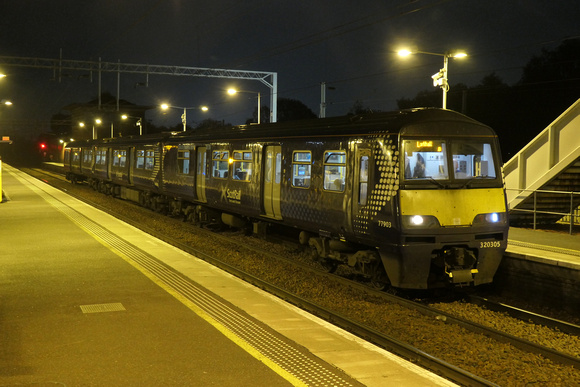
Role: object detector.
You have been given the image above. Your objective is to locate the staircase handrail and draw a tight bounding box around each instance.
[503,98,580,206]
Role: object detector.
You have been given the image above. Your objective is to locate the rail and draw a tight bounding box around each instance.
[506,187,580,234]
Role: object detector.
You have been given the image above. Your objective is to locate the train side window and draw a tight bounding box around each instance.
[232,151,252,181]
[145,150,155,170]
[292,151,311,188]
[136,150,145,169]
[178,150,191,175]
[359,155,368,205]
[323,150,346,192]
[212,150,229,178]
[72,149,80,163]
[113,150,127,167]
[95,148,107,166]
[119,150,127,167]
[83,149,93,164]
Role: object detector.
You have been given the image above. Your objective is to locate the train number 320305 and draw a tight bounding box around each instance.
[480,241,502,248]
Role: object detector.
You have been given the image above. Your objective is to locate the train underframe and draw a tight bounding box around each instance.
[77,178,503,290]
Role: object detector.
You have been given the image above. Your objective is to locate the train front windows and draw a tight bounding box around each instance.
[292,151,311,188]
[212,150,229,178]
[451,141,497,180]
[233,151,252,181]
[403,140,448,181]
[323,151,346,192]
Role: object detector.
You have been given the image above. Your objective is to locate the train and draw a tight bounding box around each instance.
[64,108,509,289]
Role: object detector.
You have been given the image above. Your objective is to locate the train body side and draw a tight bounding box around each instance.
[63,109,508,289]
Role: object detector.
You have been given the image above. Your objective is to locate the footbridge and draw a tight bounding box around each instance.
[503,98,580,231]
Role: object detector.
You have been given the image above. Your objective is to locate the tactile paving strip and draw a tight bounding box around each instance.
[14,169,358,387]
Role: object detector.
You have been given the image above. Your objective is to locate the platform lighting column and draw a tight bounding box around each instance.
[227,88,261,124]
[161,104,209,131]
[397,49,467,109]
[121,115,143,135]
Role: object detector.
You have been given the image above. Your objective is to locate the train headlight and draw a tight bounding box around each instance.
[402,215,440,228]
[410,215,424,225]
[473,212,506,225]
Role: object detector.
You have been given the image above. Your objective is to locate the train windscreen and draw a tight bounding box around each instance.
[403,138,498,184]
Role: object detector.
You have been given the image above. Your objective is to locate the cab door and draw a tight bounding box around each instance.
[263,145,282,219]
[352,147,372,237]
[195,146,207,203]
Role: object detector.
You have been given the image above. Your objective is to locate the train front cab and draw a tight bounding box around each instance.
[381,122,509,289]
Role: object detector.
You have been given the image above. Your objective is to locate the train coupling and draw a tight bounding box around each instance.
[442,247,479,284]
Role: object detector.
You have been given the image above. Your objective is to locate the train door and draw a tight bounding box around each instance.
[195,146,207,203]
[352,147,372,236]
[263,145,282,219]
[128,147,135,185]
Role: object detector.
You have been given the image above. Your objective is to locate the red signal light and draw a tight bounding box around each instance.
[40,143,47,149]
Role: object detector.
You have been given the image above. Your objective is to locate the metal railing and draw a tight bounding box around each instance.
[507,188,580,234]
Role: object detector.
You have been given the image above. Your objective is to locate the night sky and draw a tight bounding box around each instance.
[0,0,578,132]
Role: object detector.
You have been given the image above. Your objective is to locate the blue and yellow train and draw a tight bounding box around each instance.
[64,108,508,289]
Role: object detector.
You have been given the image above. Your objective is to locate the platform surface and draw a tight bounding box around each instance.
[0,165,456,386]
[507,227,580,270]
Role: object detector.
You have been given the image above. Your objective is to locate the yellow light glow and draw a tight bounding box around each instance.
[161,104,169,110]
[416,140,433,148]
[398,49,413,57]
[227,88,237,95]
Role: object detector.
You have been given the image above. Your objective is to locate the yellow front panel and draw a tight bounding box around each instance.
[400,188,506,226]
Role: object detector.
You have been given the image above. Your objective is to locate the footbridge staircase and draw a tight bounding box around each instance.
[503,98,580,230]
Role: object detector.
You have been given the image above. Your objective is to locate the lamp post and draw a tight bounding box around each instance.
[227,88,262,124]
[398,49,467,109]
[161,104,209,131]
[121,114,143,135]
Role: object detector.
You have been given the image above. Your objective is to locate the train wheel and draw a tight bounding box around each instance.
[368,262,389,290]
[310,247,338,273]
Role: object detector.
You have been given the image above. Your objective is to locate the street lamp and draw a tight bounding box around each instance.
[227,88,262,124]
[121,114,143,135]
[161,104,209,131]
[398,49,467,109]
[79,120,99,140]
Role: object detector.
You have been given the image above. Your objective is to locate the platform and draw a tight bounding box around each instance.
[507,227,580,270]
[0,164,456,386]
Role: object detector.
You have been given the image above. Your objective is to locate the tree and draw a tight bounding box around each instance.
[348,100,376,115]
[276,98,316,122]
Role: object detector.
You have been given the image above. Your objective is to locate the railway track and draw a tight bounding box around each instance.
[464,294,580,337]
[25,166,580,385]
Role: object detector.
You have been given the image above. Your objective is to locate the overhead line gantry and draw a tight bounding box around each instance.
[0,55,278,122]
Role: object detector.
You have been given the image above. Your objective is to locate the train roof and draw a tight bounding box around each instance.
[66,108,496,148]
[172,108,496,142]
